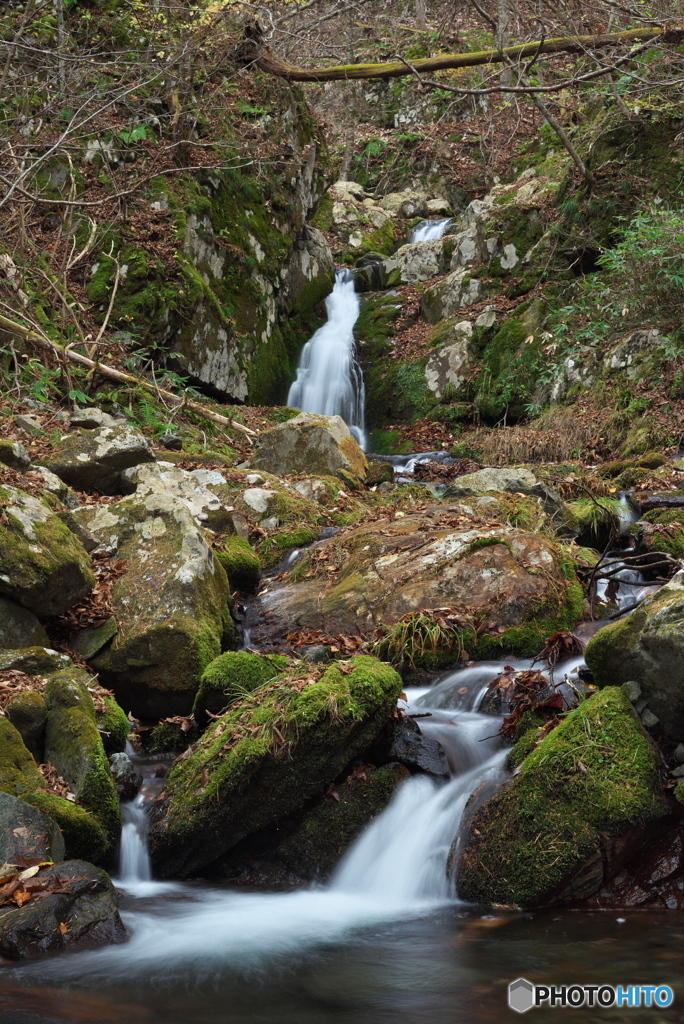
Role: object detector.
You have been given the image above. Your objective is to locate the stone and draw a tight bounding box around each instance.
[159,433,183,451]
[249,412,368,484]
[671,765,684,778]
[640,708,659,729]
[675,743,684,764]
[622,680,642,703]
[0,440,30,471]
[585,572,684,741]
[149,655,404,877]
[0,598,50,650]
[43,424,156,495]
[6,691,48,760]
[109,752,142,800]
[332,180,366,201]
[120,462,237,533]
[421,268,482,323]
[14,415,43,436]
[372,716,450,780]
[603,329,664,376]
[32,467,80,510]
[426,198,452,215]
[379,190,429,218]
[0,860,126,958]
[69,407,120,429]
[281,224,334,310]
[70,616,118,660]
[192,650,288,727]
[442,467,563,520]
[382,238,452,285]
[0,485,95,617]
[0,647,71,675]
[455,687,669,907]
[75,492,232,718]
[0,791,64,867]
[425,327,476,399]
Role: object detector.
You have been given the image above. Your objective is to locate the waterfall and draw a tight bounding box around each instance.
[118,793,152,885]
[287,269,366,448]
[409,217,453,243]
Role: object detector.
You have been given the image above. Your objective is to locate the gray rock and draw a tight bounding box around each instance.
[0,439,30,471]
[15,414,43,436]
[640,708,659,729]
[0,791,64,867]
[0,860,126,958]
[623,680,642,703]
[159,434,183,451]
[385,716,450,780]
[0,647,71,674]
[675,743,684,764]
[249,412,368,483]
[421,267,482,323]
[32,466,80,510]
[0,598,50,651]
[43,424,156,495]
[442,466,564,520]
[69,407,120,429]
[379,190,429,218]
[671,764,684,778]
[70,616,118,660]
[120,462,236,533]
[425,325,476,399]
[109,752,142,800]
[57,508,100,551]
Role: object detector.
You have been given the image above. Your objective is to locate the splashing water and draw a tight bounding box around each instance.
[287,269,366,448]
[408,218,453,243]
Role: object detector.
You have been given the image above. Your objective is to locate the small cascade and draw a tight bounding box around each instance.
[409,217,453,243]
[287,269,366,448]
[115,743,177,896]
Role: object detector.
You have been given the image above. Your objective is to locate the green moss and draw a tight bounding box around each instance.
[0,717,44,796]
[457,687,667,906]
[96,694,130,754]
[565,496,623,546]
[216,536,262,593]
[507,711,545,770]
[28,792,110,864]
[192,651,288,725]
[472,317,543,422]
[149,655,404,876]
[639,509,684,559]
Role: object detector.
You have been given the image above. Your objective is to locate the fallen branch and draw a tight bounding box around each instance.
[0,312,258,441]
[241,24,675,82]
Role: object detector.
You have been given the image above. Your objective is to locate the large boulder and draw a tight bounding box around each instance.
[442,466,564,520]
[74,492,232,718]
[455,687,670,907]
[379,190,429,218]
[255,512,581,655]
[192,650,288,726]
[149,655,403,877]
[585,571,684,741]
[6,690,48,760]
[382,238,453,285]
[0,791,64,866]
[0,860,125,958]
[421,268,482,323]
[42,423,155,494]
[0,485,94,617]
[0,597,49,650]
[249,412,368,485]
[120,461,238,533]
[424,322,477,399]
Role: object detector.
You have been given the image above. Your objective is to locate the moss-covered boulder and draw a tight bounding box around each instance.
[456,688,669,907]
[0,597,49,650]
[43,670,122,853]
[6,691,48,760]
[149,655,404,877]
[256,512,582,656]
[192,651,288,726]
[266,762,409,882]
[74,492,232,718]
[636,508,684,560]
[96,694,130,754]
[42,423,155,495]
[216,536,262,593]
[585,570,684,740]
[249,412,368,485]
[0,485,94,618]
[0,717,110,864]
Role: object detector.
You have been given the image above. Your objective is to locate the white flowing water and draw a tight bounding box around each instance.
[409,217,453,242]
[287,269,366,448]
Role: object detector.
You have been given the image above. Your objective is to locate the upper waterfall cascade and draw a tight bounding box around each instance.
[287,269,366,448]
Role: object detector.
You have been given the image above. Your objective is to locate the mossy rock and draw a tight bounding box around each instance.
[96,694,130,755]
[637,509,684,560]
[149,655,404,877]
[192,651,288,726]
[456,687,668,907]
[5,691,48,761]
[43,671,122,853]
[216,536,261,593]
[0,485,95,618]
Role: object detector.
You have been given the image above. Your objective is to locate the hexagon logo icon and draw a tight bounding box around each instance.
[509,978,535,1013]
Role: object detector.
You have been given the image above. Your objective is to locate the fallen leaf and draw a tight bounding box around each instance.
[59,922,69,935]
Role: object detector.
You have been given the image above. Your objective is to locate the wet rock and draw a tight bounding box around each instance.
[0,598,50,651]
[109,752,142,800]
[585,570,684,741]
[456,687,669,907]
[0,791,64,866]
[371,716,450,780]
[149,655,403,877]
[43,424,156,495]
[75,492,232,718]
[0,440,30,471]
[6,691,48,760]
[0,485,95,617]
[0,860,126,958]
[249,412,368,485]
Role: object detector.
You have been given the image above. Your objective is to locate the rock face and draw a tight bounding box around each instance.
[121,461,238,533]
[6,690,48,760]
[585,571,684,741]
[424,322,476,399]
[456,687,670,907]
[75,492,232,718]
[249,412,368,484]
[0,597,50,650]
[149,655,403,877]
[0,791,65,866]
[43,424,156,494]
[256,513,578,645]
[0,860,126,958]
[0,484,95,617]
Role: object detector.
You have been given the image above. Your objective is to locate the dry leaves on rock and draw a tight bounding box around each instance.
[0,862,81,908]
[492,667,574,743]
[0,670,44,712]
[38,762,74,801]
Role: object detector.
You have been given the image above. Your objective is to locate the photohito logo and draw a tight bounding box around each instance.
[508,979,674,1013]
